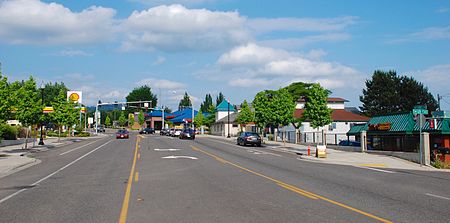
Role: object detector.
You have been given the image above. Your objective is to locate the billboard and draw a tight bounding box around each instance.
[67,91,82,104]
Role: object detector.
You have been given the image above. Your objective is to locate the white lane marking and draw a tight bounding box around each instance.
[154,149,180,152]
[0,140,112,204]
[425,193,450,201]
[59,138,103,155]
[358,166,395,173]
[162,156,198,160]
[204,138,281,157]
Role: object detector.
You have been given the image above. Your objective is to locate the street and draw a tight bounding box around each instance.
[1,133,450,223]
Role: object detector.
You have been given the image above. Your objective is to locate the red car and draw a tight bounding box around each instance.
[116,129,129,139]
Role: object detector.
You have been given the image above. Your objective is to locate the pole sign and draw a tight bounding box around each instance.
[80,107,87,114]
[43,106,54,113]
[413,109,428,116]
[67,91,82,104]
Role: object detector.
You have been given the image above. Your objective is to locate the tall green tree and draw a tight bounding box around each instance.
[236,100,254,131]
[203,104,216,127]
[105,116,111,127]
[11,77,42,148]
[43,82,68,106]
[216,92,225,106]
[125,85,157,112]
[302,84,332,129]
[118,112,127,127]
[283,82,314,102]
[253,89,295,130]
[128,113,135,127]
[50,89,79,141]
[138,111,145,126]
[360,70,438,116]
[0,74,11,122]
[200,94,213,112]
[194,111,204,127]
[178,92,192,110]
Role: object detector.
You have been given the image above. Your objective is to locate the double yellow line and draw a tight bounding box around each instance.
[191,145,392,223]
[119,135,142,223]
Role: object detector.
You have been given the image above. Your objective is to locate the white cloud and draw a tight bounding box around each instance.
[213,43,360,90]
[257,33,351,49]
[137,78,186,89]
[54,49,92,57]
[413,64,450,90]
[120,4,250,51]
[0,0,117,45]
[132,0,216,6]
[306,49,328,60]
[436,7,449,13]
[247,16,358,34]
[152,56,166,65]
[388,26,450,43]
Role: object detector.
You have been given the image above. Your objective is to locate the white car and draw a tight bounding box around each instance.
[173,129,182,137]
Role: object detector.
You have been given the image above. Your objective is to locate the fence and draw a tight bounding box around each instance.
[274,130,355,145]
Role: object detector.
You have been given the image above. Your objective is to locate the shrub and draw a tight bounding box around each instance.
[75,131,91,137]
[0,124,18,140]
[47,130,68,137]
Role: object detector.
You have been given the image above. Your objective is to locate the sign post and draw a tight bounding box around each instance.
[413,106,428,165]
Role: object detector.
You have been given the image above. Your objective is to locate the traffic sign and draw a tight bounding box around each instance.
[413,109,428,116]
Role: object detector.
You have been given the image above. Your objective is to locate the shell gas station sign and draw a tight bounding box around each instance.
[67,91,82,104]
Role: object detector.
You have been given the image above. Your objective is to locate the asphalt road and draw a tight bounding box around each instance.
[1,133,449,223]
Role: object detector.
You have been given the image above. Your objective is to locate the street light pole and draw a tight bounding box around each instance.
[227,99,230,138]
[38,83,45,145]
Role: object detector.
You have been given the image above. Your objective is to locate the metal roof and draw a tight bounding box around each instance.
[216,101,236,112]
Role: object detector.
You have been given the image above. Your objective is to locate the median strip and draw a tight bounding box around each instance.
[191,145,392,223]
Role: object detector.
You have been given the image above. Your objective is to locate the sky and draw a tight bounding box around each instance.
[1,0,449,111]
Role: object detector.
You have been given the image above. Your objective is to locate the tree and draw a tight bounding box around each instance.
[216,92,225,106]
[49,89,79,141]
[360,70,438,116]
[253,89,295,130]
[43,82,68,106]
[178,92,192,110]
[138,111,145,126]
[283,82,314,102]
[105,116,111,127]
[164,107,172,114]
[302,84,332,129]
[11,77,42,148]
[236,100,254,131]
[0,74,10,123]
[194,111,204,127]
[200,94,213,112]
[203,104,216,127]
[118,112,127,127]
[128,113,135,127]
[125,85,157,112]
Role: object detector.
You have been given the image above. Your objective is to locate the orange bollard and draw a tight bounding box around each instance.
[307,145,311,156]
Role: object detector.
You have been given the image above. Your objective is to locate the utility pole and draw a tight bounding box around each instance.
[437,94,442,111]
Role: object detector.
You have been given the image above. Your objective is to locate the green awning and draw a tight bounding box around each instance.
[347,124,367,136]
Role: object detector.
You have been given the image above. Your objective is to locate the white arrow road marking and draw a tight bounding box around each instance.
[154,149,180,152]
[162,156,198,160]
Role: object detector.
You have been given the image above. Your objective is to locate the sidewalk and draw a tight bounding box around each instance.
[0,134,107,179]
[200,134,441,171]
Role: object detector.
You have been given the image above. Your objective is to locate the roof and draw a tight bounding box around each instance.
[146,110,168,117]
[347,124,367,135]
[216,100,236,112]
[297,97,349,103]
[294,109,370,122]
[215,112,239,124]
[168,108,198,123]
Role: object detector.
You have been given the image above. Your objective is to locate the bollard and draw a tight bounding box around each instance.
[307,145,311,156]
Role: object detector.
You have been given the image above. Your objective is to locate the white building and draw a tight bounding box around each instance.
[280,98,369,144]
[210,101,241,137]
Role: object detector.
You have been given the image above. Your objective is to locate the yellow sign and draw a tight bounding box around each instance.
[67,91,83,103]
[43,106,54,113]
[80,107,87,114]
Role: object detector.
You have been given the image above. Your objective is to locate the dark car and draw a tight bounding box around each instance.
[139,127,155,134]
[96,125,105,133]
[160,128,169,135]
[179,129,195,140]
[116,129,129,139]
[338,140,373,150]
[237,132,262,147]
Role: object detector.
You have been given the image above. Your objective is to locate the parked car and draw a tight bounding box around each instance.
[173,129,182,137]
[179,129,195,140]
[237,132,262,147]
[160,128,168,135]
[96,125,105,133]
[168,128,175,136]
[338,140,373,150]
[116,129,129,139]
[139,127,155,134]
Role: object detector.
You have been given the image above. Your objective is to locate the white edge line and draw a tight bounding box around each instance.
[358,166,395,173]
[59,138,102,155]
[0,140,112,204]
[425,193,450,201]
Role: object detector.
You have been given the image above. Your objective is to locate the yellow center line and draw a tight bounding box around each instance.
[190,145,392,223]
[360,164,387,168]
[119,136,140,223]
[135,172,139,182]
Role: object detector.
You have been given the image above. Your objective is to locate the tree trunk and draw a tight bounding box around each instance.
[23,126,30,149]
[58,126,61,143]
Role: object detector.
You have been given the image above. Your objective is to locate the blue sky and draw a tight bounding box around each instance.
[1,0,449,110]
